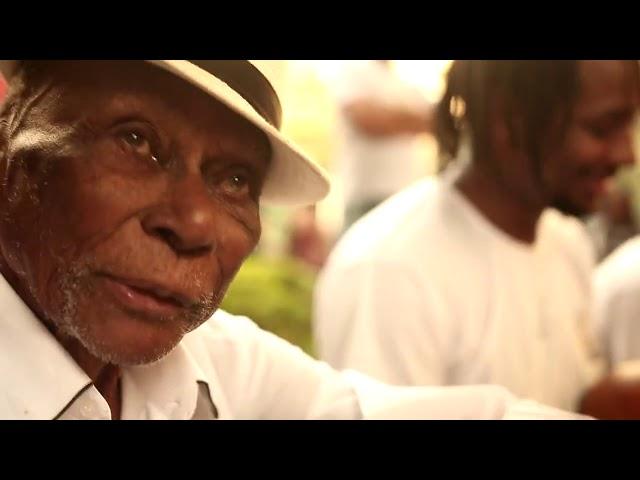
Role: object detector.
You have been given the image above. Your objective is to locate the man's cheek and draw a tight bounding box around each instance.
[219,230,259,279]
[46,175,148,246]
[0,189,54,280]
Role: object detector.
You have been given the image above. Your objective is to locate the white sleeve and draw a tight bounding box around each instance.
[314,261,454,386]
[203,314,361,420]
[202,314,588,420]
[341,370,590,420]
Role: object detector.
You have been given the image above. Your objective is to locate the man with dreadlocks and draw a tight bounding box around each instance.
[314,61,640,416]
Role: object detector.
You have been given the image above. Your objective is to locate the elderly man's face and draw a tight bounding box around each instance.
[0,61,270,365]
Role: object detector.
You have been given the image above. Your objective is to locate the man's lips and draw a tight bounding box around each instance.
[96,272,196,317]
[585,173,614,197]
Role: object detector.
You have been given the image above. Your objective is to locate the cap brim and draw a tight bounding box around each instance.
[0,60,330,207]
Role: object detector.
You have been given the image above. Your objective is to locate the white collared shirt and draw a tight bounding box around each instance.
[0,273,587,420]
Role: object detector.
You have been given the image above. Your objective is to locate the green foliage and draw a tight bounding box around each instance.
[220,255,317,356]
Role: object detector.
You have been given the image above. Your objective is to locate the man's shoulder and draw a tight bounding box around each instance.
[543,209,592,247]
[183,309,304,360]
[332,178,471,265]
[185,310,261,343]
[179,310,263,360]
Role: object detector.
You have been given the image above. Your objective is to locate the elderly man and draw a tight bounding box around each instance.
[0,60,581,420]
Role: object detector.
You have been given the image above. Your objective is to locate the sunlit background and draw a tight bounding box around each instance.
[222,61,452,353]
[252,60,452,249]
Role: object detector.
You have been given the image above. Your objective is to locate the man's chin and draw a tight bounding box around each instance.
[59,311,191,367]
[80,333,183,367]
[52,280,219,367]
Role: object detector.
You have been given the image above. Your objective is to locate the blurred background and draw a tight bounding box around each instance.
[221,60,453,355]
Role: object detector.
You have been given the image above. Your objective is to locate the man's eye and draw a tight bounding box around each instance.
[119,129,159,163]
[221,172,250,196]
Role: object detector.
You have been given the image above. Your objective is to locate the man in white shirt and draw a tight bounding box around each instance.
[0,60,581,420]
[314,60,640,416]
[334,60,433,228]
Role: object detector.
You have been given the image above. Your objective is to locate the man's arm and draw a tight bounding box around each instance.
[343,370,590,420]
[314,261,453,386]
[203,312,589,420]
[343,99,433,137]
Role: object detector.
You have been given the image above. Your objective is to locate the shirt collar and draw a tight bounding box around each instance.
[0,274,217,420]
[0,274,91,419]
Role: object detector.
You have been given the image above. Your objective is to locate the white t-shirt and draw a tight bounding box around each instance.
[594,236,640,367]
[334,61,431,206]
[0,271,586,420]
[314,176,604,411]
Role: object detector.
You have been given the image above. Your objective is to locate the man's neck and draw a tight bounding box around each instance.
[0,260,122,419]
[454,163,545,244]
